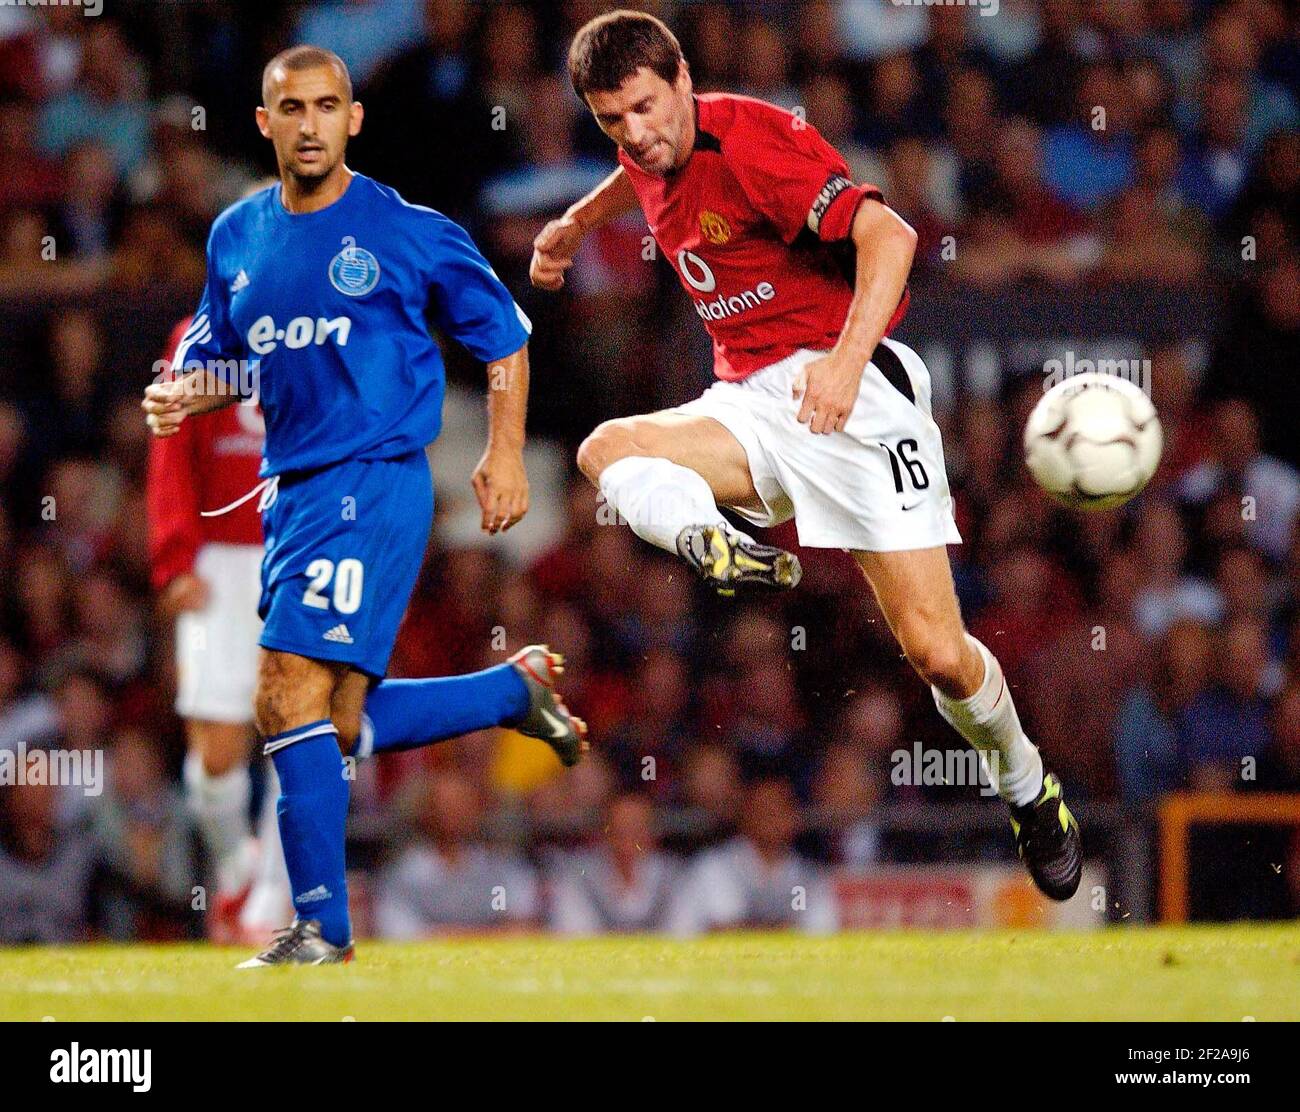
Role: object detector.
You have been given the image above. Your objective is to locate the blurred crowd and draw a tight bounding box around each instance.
[1,0,1298,941]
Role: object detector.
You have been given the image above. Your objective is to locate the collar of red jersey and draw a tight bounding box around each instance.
[690,96,722,156]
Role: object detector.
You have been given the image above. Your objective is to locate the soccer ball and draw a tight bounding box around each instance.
[1023,372,1163,511]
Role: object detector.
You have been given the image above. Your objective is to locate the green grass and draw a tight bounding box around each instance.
[1,926,1297,1021]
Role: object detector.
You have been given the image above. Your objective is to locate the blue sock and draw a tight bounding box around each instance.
[266,721,351,947]
[355,663,530,757]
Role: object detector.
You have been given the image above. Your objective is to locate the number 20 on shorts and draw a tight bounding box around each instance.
[302,558,364,614]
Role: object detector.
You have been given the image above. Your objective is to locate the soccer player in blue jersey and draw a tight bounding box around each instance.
[143,46,587,966]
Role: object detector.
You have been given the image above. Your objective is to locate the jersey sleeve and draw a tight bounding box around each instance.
[422,213,531,363]
[725,107,883,244]
[174,226,250,395]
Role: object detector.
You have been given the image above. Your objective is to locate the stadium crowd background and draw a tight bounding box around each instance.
[0,0,1298,941]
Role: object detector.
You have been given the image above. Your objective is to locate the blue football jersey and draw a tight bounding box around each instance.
[175,172,531,476]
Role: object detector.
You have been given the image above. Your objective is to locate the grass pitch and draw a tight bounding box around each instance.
[2,926,1296,1021]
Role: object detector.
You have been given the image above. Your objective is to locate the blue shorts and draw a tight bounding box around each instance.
[258,451,433,678]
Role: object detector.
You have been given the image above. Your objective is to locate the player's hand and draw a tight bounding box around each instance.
[792,352,863,435]
[529,215,584,291]
[159,573,209,617]
[142,378,190,437]
[471,446,529,535]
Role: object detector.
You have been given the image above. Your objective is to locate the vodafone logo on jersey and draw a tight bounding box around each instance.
[676,249,777,322]
[676,250,717,292]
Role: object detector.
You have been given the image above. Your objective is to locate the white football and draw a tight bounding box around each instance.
[1023,372,1163,510]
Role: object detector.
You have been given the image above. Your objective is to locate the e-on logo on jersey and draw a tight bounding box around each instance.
[329,235,381,297]
[247,315,352,354]
[676,249,777,322]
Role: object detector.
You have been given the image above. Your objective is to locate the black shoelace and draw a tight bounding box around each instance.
[259,923,309,962]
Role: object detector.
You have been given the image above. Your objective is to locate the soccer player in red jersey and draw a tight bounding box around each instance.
[531,10,1081,901]
[147,317,292,943]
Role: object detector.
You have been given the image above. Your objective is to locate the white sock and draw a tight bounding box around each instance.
[241,762,294,929]
[598,455,744,552]
[183,750,254,892]
[931,635,1044,807]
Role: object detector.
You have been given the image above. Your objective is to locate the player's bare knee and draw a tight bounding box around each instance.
[253,677,290,739]
[577,419,636,483]
[253,658,282,736]
[254,652,331,739]
[582,421,626,483]
[902,632,967,692]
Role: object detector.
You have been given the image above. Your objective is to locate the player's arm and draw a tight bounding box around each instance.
[144,229,247,437]
[529,166,638,291]
[472,343,530,535]
[793,199,917,435]
[724,107,918,435]
[423,211,537,534]
[143,369,240,437]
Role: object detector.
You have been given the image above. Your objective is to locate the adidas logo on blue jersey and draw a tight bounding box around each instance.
[230,269,250,294]
[323,624,353,644]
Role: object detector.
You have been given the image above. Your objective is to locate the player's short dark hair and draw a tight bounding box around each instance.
[567,9,684,98]
[261,45,352,106]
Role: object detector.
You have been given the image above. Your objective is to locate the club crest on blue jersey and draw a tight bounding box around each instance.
[329,236,380,297]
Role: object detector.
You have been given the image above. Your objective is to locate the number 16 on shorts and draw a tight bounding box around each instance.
[302,557,364,614]
[879,438,930,497]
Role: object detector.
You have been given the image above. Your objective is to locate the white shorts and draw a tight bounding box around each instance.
[672,338,961,551]
[175,543,264,723]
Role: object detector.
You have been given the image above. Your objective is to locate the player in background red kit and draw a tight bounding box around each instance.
[532,11,1081,902]
[147,317,291,942]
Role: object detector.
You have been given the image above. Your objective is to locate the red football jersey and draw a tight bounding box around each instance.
[620,93,909,381]
[146,317,264,590]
